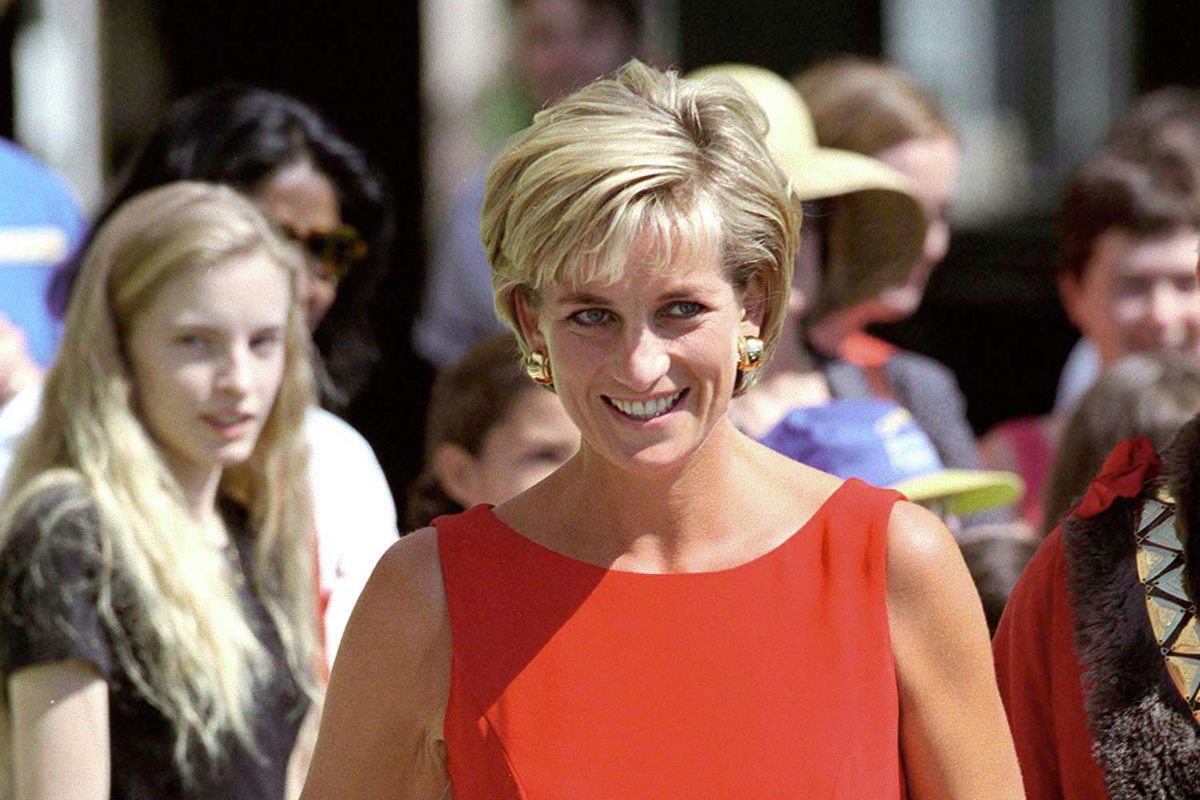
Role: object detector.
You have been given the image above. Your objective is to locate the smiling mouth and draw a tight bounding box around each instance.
[604,389,687,422]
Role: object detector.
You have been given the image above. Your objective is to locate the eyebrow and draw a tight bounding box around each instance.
[168,318,286,332]
[558,283,721,307]
[558,291,612,306]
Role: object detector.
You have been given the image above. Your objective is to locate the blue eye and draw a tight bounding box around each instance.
[570,308,611,327]
[666,301,703,318]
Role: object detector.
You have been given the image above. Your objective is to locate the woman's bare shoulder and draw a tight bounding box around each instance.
[883,502,1025,797]
[370,527,444,598]
[346,526,449,658]
[303,527,451,799]
[884,501,967,599]
[327,525,450,729]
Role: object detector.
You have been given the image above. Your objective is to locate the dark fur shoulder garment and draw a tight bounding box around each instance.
[1061,418,1200,799]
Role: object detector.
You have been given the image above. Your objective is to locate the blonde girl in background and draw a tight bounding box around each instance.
[0,182,320,800]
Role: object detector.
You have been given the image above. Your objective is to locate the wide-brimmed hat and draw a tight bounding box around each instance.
[759,398,1023,517]
[685,64,927,317]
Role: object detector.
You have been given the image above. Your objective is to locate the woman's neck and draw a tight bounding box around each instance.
[542,419,759,572]
[729,314,831,438]
[165,457,228,545]
[805,307,870,359]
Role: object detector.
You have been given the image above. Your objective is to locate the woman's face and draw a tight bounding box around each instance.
[125,251,290,496]
[873,134,960,319]
[252,159,344,329]
[438,387,581,508]
[517,235,761,475]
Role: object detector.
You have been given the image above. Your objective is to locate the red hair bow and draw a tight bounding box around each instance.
[1073,435,1162,520]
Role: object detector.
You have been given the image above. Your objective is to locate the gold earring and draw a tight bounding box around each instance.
[736,336,765,374]
[524,349,554,386]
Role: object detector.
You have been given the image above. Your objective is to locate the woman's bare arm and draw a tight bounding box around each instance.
[9,660,110,800]
[300,527,451,800]
[887,502,1024,799]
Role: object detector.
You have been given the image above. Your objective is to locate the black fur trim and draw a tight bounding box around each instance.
[1062,442,1200,798]
[1163,415,1200,599]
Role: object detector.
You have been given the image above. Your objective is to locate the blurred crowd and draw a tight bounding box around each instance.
[1,0,1199,797]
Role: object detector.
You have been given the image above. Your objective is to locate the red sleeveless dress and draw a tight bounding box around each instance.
[435,478,905,799]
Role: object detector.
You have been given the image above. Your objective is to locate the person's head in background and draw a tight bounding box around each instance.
[1042,352,1200,536]
[9,182,314,509]
[406,334,580,529]
[956,525,1038,635]
[1056,150,1200,372]
[49,84,391,411]
[1108,86,1200,172]
[509,0,642,109]
[795,56,958,328]
[682,64,924,365]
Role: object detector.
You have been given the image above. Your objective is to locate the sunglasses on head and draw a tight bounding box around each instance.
[281,224,369,282]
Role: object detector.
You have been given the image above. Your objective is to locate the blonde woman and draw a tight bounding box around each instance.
[301,61,1020,799]
[0,182,320,799]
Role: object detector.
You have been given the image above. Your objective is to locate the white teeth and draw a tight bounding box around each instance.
[609,391,682,421]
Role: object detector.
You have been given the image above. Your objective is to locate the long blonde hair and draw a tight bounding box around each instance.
[0,182,319,777]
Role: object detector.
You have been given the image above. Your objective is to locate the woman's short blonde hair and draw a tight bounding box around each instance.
[481,59,801,394]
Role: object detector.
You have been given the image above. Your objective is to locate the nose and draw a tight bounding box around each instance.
[923,218,951,269]
[614,324,670,391]
[215,343,253,396]
[1144,281,1185,328]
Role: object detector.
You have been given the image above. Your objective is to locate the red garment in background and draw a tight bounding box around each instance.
[436,479,906,799]
[993,529,1108,799]
[992,437,1161,800]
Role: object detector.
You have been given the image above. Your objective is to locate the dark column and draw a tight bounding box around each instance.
[159,0,429,521]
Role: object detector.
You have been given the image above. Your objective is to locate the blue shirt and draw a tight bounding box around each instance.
[0,139,85,367]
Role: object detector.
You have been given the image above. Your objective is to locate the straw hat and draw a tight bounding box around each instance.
[685,64,927,317]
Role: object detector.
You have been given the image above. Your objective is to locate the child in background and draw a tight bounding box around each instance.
[407,334,579,529]
[1041,352,1200,536]
[982,151,1200,527]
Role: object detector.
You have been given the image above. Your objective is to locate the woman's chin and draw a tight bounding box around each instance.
[872,288,924,322]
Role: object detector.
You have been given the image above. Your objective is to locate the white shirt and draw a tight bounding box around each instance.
[305,406,399,661]
[1053,337,1100,413]
[0,382,40,490]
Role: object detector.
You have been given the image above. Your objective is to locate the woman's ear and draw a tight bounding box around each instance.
[739,272,768,337]
[432,443,481,509]
[513,288,547,351]
[1056,271,1086,331]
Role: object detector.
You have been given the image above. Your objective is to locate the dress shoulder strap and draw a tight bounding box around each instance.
[822,478,905,574]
